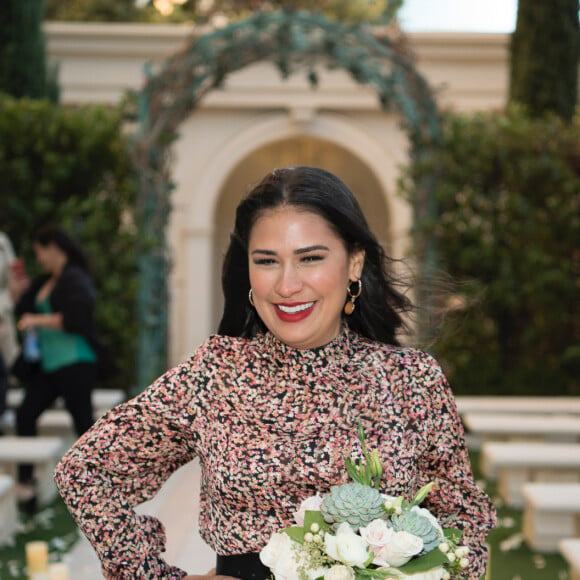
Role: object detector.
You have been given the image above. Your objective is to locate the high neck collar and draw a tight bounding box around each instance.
[261,324,354,369]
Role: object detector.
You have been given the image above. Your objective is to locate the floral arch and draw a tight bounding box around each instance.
[131,8,440,388]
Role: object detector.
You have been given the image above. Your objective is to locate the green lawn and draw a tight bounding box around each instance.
[470,451,569,580]
[0,496,78,579]
[0,452,571,579]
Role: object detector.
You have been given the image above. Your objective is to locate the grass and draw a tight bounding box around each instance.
[0,452,572,579]
[0,496,79,579]
[470,450,570,580]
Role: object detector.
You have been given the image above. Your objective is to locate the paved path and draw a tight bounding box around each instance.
[63,459,216,577]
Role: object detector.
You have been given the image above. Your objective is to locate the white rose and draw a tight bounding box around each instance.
[324,564,355,580]
[375,530,423,567]
[308,567,331,580]
[260,532,295,570]
[271,544,304,580]
[293,494,324,526]
[324,522,369,568]
[359,519,395,565]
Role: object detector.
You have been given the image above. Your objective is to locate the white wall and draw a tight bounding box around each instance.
[45,23,511,365]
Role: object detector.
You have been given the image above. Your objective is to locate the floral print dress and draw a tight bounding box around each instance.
[54,326,496,579]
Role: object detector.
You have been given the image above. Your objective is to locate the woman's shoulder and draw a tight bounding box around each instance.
[353,333,441,370]
[186,333,263,367]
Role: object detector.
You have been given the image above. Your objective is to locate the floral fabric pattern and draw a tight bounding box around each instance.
[54,326,496,579]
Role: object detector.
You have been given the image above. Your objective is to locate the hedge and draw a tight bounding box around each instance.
[0,93,139,392]
[400,107,580,396]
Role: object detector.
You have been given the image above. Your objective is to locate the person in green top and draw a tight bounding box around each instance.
[13,224,101,509]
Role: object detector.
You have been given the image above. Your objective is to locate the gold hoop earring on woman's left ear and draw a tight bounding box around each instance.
[248,289,255,307]
[344,279,362,315]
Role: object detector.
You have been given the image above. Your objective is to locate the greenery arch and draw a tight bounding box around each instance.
[132,8,440,390]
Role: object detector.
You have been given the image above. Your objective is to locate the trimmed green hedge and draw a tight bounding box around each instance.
[0,94,138,391]
[401,107,580,395]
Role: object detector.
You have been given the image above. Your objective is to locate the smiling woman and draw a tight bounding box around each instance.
[54,167,496,580]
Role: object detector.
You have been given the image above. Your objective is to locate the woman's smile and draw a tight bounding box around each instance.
[274,301,316,322]
[248,206,364,349]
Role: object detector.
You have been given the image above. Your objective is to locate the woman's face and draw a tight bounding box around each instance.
[248,206,364,350]
[33,242,63,274]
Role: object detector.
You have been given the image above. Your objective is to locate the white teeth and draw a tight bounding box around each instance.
[277,302,314,314]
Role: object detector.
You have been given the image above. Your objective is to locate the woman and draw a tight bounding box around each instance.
[15,224,99,504]
[55,167,495,579]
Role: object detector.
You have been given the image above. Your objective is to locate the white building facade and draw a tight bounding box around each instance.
[46,22,510,364]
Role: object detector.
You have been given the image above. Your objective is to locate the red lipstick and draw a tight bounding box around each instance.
[274,301,315,322]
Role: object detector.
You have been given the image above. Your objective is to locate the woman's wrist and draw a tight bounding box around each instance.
[18,312,62,330]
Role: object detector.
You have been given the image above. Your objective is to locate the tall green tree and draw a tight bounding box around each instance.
[0,0,57,100]
[509,0,579,120]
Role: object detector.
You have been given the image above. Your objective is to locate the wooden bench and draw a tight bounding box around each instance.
[0,474,18,547]
[0,436,64,505]
[456,396,580,416]
[481,441,580,507]
[463,413,580,444]
[560,538,580,580]
[522,482,580,553]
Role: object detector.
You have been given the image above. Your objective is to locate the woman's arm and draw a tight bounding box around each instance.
[417,355,496,579]
[17,311,62,331]
[54,356,209,579]
[50,265,96,336]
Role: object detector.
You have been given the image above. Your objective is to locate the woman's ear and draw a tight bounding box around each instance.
[349,248,365,281]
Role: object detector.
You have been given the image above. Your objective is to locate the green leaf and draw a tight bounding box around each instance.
[304,510,329,532]
[398,549,449,573]
[443,527,464,543]
[345,458,362,483]
[409,482,435,507]
[354,569,397,578]
[282,527,304,544]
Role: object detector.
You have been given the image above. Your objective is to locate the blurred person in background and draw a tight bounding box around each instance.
[14,224,100,508]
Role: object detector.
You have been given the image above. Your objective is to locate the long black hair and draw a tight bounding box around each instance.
[33,223,91,273]
[218,166,414,346]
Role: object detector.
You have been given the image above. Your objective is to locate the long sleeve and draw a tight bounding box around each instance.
[54,358,206,579]
[417,357,496,579]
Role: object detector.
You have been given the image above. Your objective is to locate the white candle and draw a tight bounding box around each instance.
[48,562,69,580]
[25,541,49,575]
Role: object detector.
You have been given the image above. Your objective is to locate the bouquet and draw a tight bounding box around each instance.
[259,423,470,580]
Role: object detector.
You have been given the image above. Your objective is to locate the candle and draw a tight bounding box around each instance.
[48,562,69,580]
[25,541,49,575]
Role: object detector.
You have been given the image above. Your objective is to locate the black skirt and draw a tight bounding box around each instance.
[216,553,271,580]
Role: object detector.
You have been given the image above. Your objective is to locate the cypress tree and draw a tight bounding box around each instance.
[0,0,57,100]
[509,0,580,121]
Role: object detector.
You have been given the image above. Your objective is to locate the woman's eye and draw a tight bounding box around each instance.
[301,255,324,263]
[253,258,276,265]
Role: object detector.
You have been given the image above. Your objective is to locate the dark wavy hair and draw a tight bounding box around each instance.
[218,166,414,346]
[33,223,91,273]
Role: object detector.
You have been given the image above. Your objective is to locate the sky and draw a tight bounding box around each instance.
[398,0,518,33]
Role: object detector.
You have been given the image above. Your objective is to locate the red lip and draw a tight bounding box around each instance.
[274,302,315,323]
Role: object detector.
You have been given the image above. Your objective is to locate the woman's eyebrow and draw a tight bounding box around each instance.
[251,245,330,256]
[294,245,330,255]
[251,249,276,255]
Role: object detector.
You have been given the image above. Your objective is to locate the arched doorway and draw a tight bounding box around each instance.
[211,135,390,331]
[133,9,440,387]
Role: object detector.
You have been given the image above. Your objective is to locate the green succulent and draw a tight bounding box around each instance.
[390,509,443,552]
[320,482,386,528]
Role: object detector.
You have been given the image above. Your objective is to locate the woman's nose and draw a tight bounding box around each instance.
[275,264,303,297]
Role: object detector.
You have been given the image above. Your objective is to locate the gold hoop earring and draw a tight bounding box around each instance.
[248,288,255,307]
[344,279,362,315]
